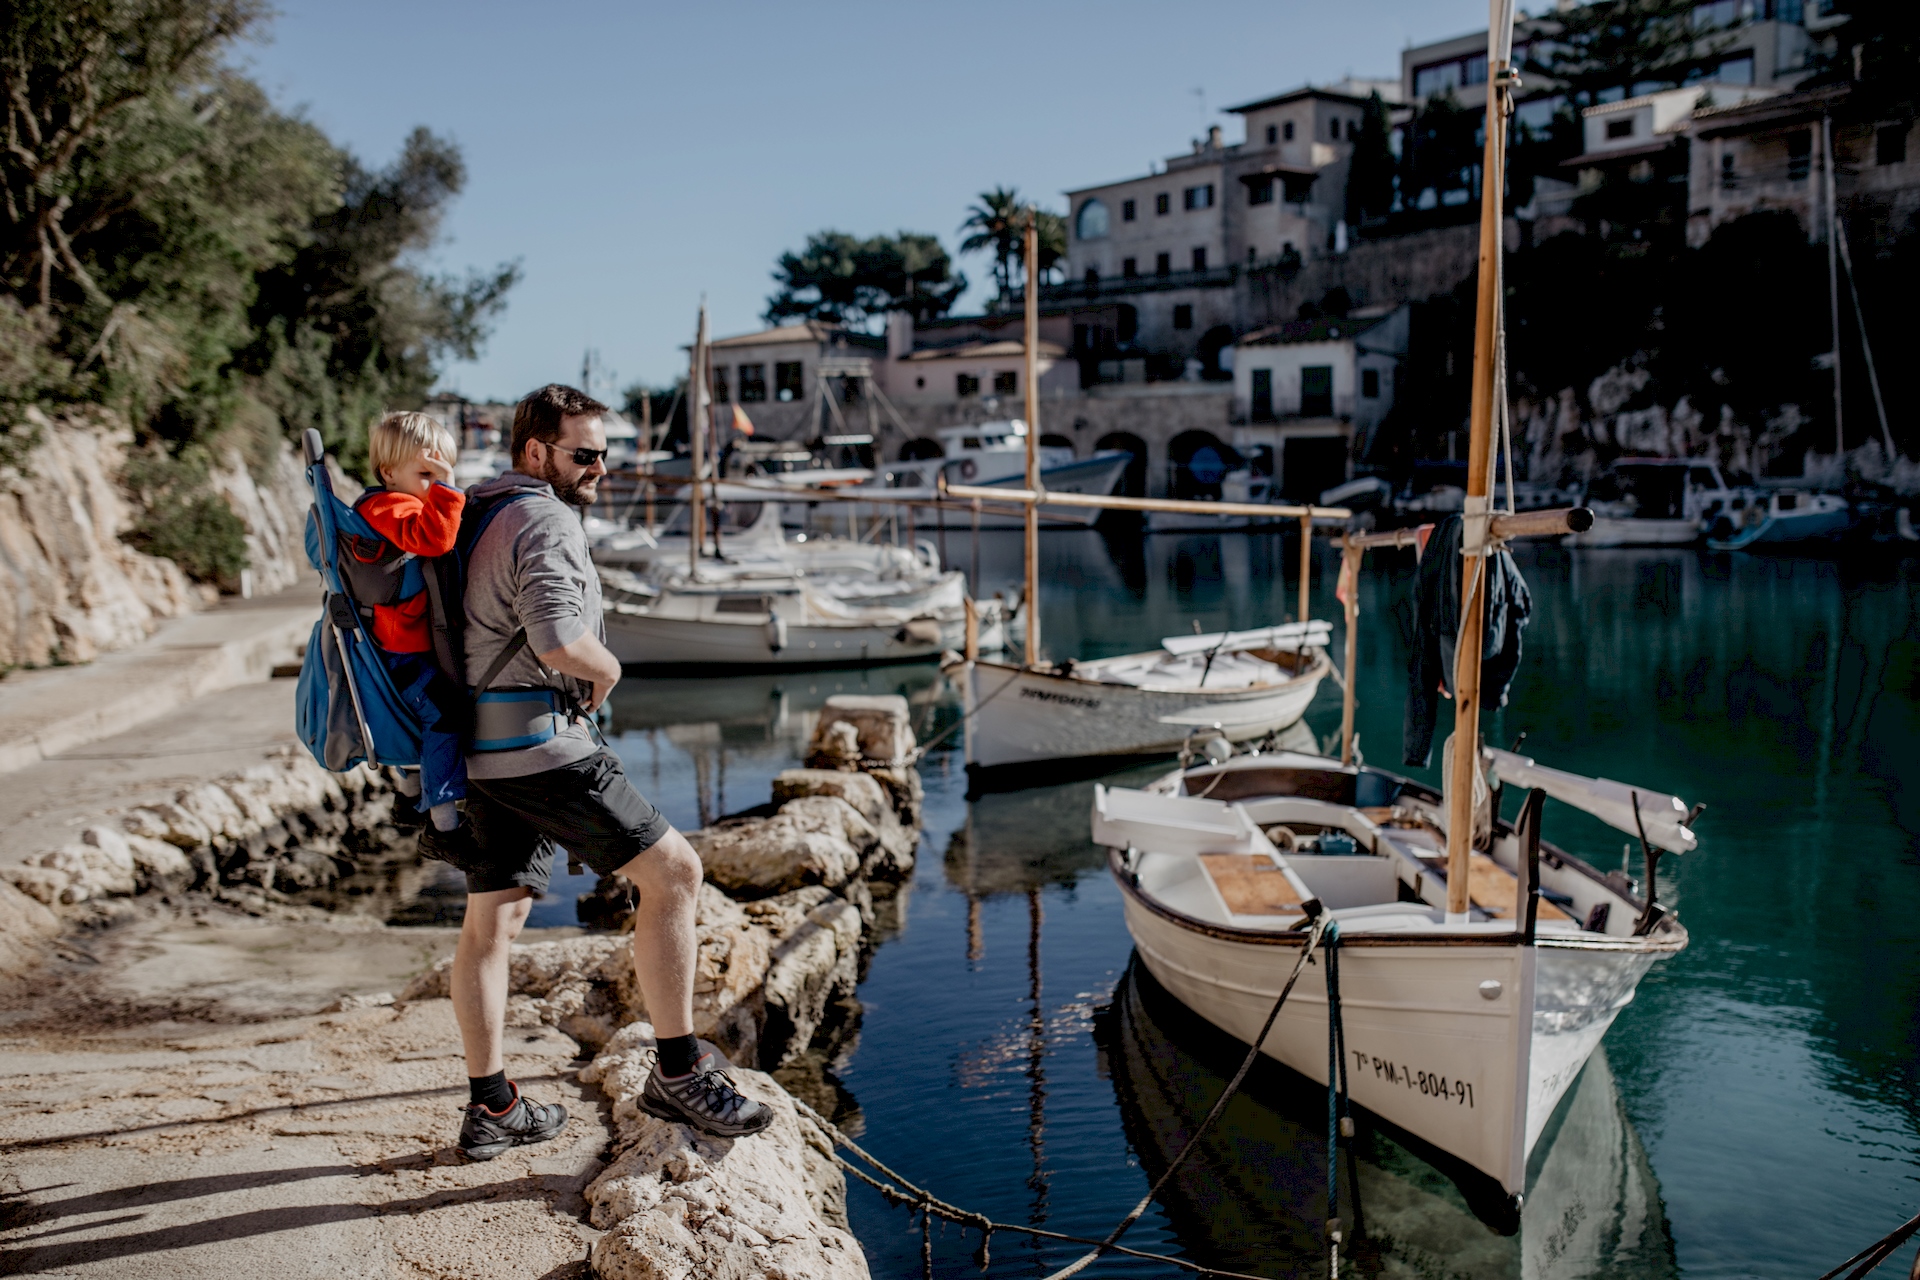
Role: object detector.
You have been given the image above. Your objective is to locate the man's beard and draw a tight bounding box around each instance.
[536,451,597,507]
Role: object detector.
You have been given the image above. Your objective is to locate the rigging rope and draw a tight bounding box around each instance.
[1325,920,1353,1278]
[792,911,1333,1280]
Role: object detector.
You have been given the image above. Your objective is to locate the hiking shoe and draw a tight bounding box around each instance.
[638,1054,773,1137]
[458,1083,568,1161]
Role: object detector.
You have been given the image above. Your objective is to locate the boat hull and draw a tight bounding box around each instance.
[1706,505,1852,550]
[1562,516,1701,548]
[1117,865,1663,1195]
[962,655,1327,769]
[605,605,970,668]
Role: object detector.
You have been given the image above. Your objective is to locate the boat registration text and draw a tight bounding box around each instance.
[1353,1051,1476,1108]
[1018,688,1101,710]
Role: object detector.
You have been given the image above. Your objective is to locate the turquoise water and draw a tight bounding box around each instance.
[577,528,1920,1278]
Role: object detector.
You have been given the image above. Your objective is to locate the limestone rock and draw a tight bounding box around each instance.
[0,880,60,978]
[806,694,913,768]
[581,1022,867,1280]
[689,796,872,898]
[807,720,861,771]
[125,833,193,893]
[771,769,916,882]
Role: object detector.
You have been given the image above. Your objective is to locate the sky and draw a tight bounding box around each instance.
[242,0,1494,402]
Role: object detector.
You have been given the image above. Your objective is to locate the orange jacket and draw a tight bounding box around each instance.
[354,484,466,654]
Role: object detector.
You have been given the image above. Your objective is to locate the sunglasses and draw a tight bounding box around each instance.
[548,444,609,467]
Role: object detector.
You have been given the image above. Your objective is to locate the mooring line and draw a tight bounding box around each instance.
[1811,1207,1920,1280]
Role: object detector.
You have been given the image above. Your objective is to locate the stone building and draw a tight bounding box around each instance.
[703,321,887,442]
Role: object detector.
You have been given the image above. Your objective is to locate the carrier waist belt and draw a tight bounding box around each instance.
[472,688,570,752]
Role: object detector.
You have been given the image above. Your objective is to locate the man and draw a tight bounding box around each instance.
[436,383,769,1160]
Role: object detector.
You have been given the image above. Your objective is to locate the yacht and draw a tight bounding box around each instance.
[1563,459,1736,547]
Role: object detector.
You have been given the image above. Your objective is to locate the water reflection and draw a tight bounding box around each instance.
[1096,960,1679,1279]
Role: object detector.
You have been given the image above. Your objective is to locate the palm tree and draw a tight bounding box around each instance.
[958,186,1027,310]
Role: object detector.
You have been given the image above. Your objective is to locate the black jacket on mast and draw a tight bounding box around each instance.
[1404,513,1533,768]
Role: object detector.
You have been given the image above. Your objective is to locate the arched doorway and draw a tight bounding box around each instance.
[1040,433,1074,455]
[1197,325,1235,380]
[1167,429,1238,500]
[899,437,944,461]
[1095,432,1148,497]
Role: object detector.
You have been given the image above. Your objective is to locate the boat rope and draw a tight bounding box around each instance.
[1037,911,1334,1280]
[1325,920,1358,1278]
[790,1096,1276,1279]
[909,663,1027,764]
[1811,1207,1920,1280]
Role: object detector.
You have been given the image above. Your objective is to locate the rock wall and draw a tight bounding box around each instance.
[0,410,199,669]
[0,412,315,669]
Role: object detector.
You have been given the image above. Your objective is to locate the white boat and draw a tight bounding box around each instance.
[1095,746,1692,1199]
[828,420,1131,530]
[1705,486,1851,550]
[1562,458,1736,547]
[1144,469,1283,533]
[601,563,1001,667]
[958,622,1332,771]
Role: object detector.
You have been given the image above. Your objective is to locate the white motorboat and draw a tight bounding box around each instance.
[825,420,1131,530]
[958,622,1332,771]
[1705,486,1852,550]
[1563,458,1737,547]
[1094,745,1693,1198]
[1144,469,1284,533]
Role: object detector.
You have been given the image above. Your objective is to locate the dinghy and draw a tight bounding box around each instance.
[958,623,1332,770]
[1706,487,1851,550]
[1094,746,1693,1199]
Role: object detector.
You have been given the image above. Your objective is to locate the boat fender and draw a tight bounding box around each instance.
[766,615,788,653]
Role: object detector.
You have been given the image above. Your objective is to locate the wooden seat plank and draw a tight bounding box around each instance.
[1199,854,1303,916]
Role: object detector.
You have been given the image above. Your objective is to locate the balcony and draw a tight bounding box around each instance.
[1023,265,1241,306]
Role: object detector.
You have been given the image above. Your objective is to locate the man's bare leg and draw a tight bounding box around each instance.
[451,886,534,1077]
[614,828,702,1040]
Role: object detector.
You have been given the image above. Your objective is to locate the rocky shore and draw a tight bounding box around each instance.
[2,692,921,1278]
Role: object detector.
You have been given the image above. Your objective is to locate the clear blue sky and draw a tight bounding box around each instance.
[242,0,1492,402]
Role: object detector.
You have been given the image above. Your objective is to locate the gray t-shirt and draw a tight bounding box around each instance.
[462,470,603,780]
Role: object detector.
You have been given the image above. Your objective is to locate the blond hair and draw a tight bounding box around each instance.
[368,411,457,486]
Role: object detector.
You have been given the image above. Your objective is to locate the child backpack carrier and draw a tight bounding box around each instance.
[294,428,536,773]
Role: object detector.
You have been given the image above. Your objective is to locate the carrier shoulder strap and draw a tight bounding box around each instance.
[473,628,528,694]
[453,487,544,694]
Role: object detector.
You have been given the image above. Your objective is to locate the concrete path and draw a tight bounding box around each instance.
[0,584,317,776]
[0,906,608,1279]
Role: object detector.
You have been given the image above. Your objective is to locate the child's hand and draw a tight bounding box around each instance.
[419,448,454,485]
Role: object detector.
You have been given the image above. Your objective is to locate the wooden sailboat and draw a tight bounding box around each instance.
[1091,1,1691,1204]
[951,219,1338,776]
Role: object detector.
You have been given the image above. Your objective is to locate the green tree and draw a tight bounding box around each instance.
[1801,0,1920,119]
[763,230,965,328]
[1345,92,1398,224]
[958,186,1028,308]
[1523,0,1728,109]
[1400,92,1480,204]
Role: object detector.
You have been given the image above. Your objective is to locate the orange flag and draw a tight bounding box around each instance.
[731,405,755,436]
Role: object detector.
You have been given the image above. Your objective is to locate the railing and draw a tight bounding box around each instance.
[1022,265,1241,305]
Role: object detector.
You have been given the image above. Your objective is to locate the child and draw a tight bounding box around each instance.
[356,412,468,831]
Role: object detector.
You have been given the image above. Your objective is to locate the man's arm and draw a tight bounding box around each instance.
[537,633,620,712]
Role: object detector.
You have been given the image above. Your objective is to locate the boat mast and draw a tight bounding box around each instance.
[1023,216,1042,663]
[690,302,708,577]
[1445,0,1517,921]
[1822,114,1844,459]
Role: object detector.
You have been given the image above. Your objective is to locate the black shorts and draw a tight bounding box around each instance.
[457,749,673,895]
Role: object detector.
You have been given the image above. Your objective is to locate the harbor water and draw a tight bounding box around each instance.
[554,527,1919,1278]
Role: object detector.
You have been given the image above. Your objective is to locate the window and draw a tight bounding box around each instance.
[1248,246,1257,263]
[1076,198,1110,240]
[1787,130,1811,181]
[1361,368,1380,399]
[1122,257,1138,278]
[1330,119,1340,140]
[1122,198,1136,221]
[1084,268,1100,293]
[1413,53,1487,98]
[1301,365,1333,416]
[1155,252,1171,275]
[712,365,730,402]
[1878,124,1908,166]
[1155,192,1170,215]
[1173,304,1193,329]
[993,371,1018,395]
[1714,53,1754,85]
[1720,152,1737,189]
[1691,1,1740,29]
[1251,368,1274,421]
[1191,247,1207,271]
[1248,176,1275,204]
[1183,184,1215,210]
[1606,117,1635,140]
[775,361,803,402]
[1283,121,1295,141]
[915,376,925,389]
[956,373,980,397]
[1266,124,1278,144]
[1346,120,1358,141]
[738,363,767,402]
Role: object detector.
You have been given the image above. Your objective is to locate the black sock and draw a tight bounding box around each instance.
[656,1034,700,1077]
[469,1071,514,1112]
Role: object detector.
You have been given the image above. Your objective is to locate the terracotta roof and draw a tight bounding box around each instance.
[900,339,1066,362]
[708,320,882,350]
